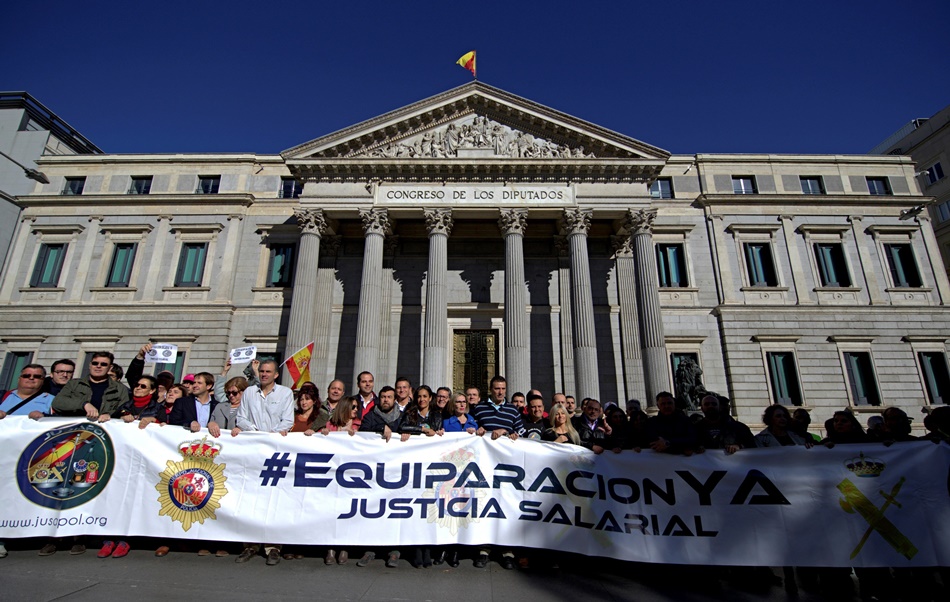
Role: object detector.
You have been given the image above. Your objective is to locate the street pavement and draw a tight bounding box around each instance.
[0,538,889,602]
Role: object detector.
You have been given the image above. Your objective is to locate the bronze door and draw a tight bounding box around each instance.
[452,329,498,395]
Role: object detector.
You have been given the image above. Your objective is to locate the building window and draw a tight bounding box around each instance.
[0,351,33,394]
[279,178,301,199]
[937,201,950,223]
[649,178,673,199]
[656,243,688,287]
[766,351,803,406]
[128,176,152,195]
[866,177,891,195]
[175,242,208,287]
[924,162,945,186]
[268,244,296,287]
[813,243,851,287]
[800,176,825,195]
[670,352,700,376]
[154,351,186,382]
[196,176,220,194]
[743,242,778,286]
[732,176,757,194]
[883,243,922,287]
[106,243,137,287]
[918,352,950,405]
[843,352,881,406]
[62,177,85,196]
[30,243,67,288]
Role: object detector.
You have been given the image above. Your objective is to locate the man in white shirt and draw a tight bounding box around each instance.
[231,359,293,566]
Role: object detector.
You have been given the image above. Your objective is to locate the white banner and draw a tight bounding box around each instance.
[1,418,948,567]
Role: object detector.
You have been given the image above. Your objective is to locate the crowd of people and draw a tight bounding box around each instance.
[1,344,948,597]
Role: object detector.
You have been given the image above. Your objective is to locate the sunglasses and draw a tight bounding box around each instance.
[90,361,110,367]
[20,373,44,379]
[134,383,153,389]
[226,390,242,397]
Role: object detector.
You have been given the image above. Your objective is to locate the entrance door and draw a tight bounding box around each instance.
[452,330,498,395]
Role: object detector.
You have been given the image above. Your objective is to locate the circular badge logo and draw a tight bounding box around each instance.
[168,468,214,511]
[16,423,114,510]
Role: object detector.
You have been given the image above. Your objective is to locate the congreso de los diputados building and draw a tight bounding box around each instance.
[2,82,948,428]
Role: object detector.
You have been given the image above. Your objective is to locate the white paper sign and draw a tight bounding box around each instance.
[144,343,178,364]
[229,345,257,363]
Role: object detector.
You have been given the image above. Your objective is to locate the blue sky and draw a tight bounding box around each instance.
[4,1,948,156]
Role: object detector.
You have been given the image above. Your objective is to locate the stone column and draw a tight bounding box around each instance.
[563,208,600,402]
[422,209,453,388]
[353,209,391,380]
[283,208,326,384]
[498,209,530,396]
[627,209,668,406]
[142,215,172,300]
[312,235,340,386]
[68,216,101,302]
[554,237,575,395]
[613,235,646,404]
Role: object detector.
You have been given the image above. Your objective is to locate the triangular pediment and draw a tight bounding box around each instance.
[282,82,670,162]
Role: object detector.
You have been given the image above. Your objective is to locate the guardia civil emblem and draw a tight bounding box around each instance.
[155,437,228,531]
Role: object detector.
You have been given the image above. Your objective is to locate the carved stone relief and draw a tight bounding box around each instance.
[357,115,595,160]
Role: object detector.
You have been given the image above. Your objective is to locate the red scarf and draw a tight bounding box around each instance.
[133,394,152,409]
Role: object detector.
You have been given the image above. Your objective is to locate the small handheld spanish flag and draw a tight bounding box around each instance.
[282,341,314,389]
[456,50,476,78]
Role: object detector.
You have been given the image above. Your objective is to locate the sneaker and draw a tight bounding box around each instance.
[39,543,57,556]
[235,547,256,563]
[112,541,130,559]
[500,555,516,570]
[386,551,400,568]
[70,544,86,555]
[356,551,375,567]
[265,548,281,566]
[154,546,170,557]
[0,543,7,558]
[473,552,489,568]
[97,541,115,558]
[448,551,460,568]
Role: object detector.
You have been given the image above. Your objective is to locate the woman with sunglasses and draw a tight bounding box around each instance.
[117,375,164,428]
[323,395,361,434]
[208,377,248,438]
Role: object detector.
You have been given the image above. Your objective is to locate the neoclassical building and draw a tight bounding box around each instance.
[1,82,948,427]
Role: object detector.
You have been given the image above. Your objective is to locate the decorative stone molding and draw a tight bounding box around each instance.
[424,208,454,237]
[383,235,399,256]
[359,208,391,236]
[293,208,327,235]
[561,208,592,236]
[357,115,596,160]
[611,235,634,258]
[625,208,657,235]
[554,235,569,257]
[498,208,528,236]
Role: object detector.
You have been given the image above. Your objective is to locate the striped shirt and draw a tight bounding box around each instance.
[471,400,525,436]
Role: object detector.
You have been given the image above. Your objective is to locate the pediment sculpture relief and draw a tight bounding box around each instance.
[358,116,596,159]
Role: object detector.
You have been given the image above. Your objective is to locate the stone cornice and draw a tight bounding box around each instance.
[697,193,934,210]
[286,158,664,183]
[16,193,256,209]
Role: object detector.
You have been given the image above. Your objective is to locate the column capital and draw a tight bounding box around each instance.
[424,208,454,237]
[611,235,634,258]
[847,215,864,224]
[915,213,932,224]
[554,235,570,257]
[294,208,327,236]
[561,208,592,236]
[498,208,528,236]
[625,208,657,235]
[778,214,795,222]
[359,208,391,236]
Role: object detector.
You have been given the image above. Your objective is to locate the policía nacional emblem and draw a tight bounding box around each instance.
[16,423,114,510]
[155,437,228,531]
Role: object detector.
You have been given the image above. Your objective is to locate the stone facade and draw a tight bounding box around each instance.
[1,83,947,430]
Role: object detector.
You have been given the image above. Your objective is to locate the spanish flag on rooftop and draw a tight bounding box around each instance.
[457,50,476,78]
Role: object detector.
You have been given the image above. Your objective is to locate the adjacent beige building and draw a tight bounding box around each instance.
[1,83,947,429]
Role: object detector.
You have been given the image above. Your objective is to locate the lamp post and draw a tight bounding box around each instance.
[0,149,49,184]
